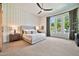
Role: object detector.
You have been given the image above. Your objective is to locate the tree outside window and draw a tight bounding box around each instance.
[50,16,55,32]
[64,13,70,32]
[57,17,62,32]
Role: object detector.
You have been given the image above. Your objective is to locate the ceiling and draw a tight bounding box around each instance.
[13,3,79,17]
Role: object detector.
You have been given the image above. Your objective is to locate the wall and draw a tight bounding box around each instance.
[2,4,40,43]
[39,17,46,34]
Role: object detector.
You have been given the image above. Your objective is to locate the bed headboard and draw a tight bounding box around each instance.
[19,25,36,35]
[22,26,35,30]
[21,25,36,30]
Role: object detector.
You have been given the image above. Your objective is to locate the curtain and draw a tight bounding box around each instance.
[46,17,50,36]
[69,8,78,40]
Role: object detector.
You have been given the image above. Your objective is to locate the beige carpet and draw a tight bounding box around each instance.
[2,40,31,52]
[0,37,79,56]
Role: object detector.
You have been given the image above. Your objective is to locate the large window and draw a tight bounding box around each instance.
[64,13,70,32]
[49,13,70,34]
[57,17,62,32]
[50,16,55,32]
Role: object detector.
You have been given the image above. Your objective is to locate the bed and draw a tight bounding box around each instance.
[20,25,46,44]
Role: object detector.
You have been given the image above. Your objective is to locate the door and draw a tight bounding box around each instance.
[0,3,3,52]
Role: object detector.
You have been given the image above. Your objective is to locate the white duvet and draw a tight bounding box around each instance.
[23,33,46,44]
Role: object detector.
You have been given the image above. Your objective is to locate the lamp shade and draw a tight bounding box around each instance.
[10,25,17,34]
[36,26,39,30]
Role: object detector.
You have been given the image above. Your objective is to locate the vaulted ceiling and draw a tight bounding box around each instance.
[13,3,79,17]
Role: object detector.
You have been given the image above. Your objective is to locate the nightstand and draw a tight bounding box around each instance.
[9,33,22,42]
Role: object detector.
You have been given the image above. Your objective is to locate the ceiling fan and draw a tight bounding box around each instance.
[36,3,53,14]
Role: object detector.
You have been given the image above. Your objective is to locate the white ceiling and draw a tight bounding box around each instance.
[13,3,79,17]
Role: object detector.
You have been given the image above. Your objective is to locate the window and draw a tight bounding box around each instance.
[57,17,62,32]
[49,12,70,34]
[64,13,70,32]
[50,16,55,32]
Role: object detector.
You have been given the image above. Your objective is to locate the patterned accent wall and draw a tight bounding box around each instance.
[3,3,39,26]
[2,3,40,43]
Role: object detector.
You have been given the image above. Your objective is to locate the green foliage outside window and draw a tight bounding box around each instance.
[57,18,62,32]
[50,23,54,31]
[64,14,70,32]
[50,17,55,32]
[50,13,70,33]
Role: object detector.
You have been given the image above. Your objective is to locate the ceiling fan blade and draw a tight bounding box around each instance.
[38,11,42,14]
[36,3,43,9]
[43,9,52,11]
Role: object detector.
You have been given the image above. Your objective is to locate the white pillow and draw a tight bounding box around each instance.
[24,29,37,34]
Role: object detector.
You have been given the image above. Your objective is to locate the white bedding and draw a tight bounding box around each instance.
[23,33,46,44]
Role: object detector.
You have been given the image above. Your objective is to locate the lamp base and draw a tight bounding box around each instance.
[14,30,16,34]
